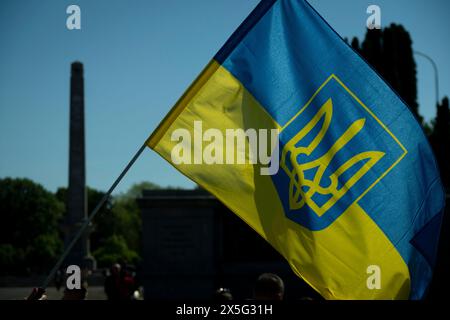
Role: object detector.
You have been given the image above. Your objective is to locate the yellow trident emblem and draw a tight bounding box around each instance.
[280,98,385,217]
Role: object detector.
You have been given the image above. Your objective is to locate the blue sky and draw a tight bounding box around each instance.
[1,0,449,194]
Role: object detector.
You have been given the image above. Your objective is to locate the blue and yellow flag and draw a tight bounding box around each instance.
[147,0,445,299]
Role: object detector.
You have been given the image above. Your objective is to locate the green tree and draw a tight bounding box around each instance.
[122,181,162,199]
[87,188,114,253]
[109,181,164,257]
[56,181,176,268]
[92,234,139,267]
[56,186,113,254]
[0,178,64,274]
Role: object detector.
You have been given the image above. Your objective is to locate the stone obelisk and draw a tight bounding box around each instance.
[64,61,95,270]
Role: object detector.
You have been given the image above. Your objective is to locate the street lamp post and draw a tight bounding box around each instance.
[414,50,439,107]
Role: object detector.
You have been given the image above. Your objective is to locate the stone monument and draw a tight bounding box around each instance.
[63,61,96,270]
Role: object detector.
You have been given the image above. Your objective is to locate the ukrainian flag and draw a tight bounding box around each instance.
[147,0,445,299]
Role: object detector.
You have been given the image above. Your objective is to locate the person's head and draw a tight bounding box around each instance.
[213,288,233,301]
[111,263,121,276]
[253,273,285,300]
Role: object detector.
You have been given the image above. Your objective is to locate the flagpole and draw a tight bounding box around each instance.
[40,142,148,289]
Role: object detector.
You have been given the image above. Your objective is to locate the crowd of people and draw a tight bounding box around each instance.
[27,264,301,301]
[103,262,140,300]
[213,273,286,301]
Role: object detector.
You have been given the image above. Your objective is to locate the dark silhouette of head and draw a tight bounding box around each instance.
[111,263,121,276]
[254,273,285,300]
[213,287,233,301]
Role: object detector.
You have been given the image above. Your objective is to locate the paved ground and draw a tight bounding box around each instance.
[0,286,107,300]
